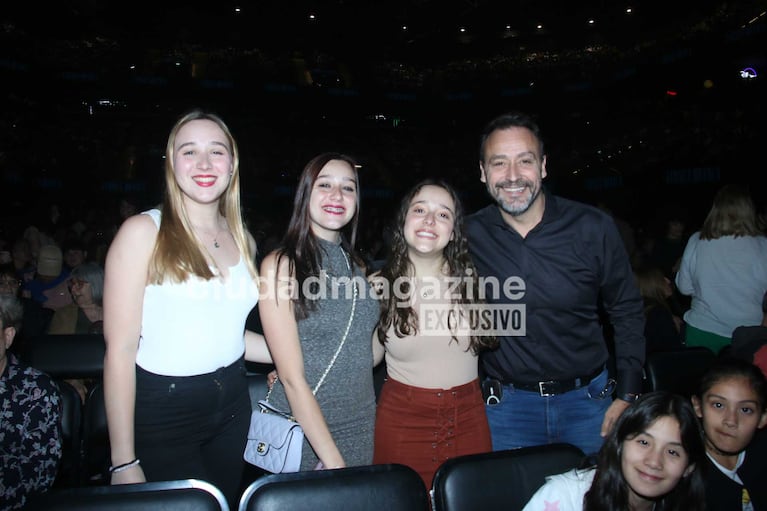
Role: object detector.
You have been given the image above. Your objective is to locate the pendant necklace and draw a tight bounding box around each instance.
[417,276,440,299]
[212,222,227,249]
[194,223,225,249]
[210,225,224,249]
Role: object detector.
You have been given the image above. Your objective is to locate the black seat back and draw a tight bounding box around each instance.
[21,334,105,379]
[238,463,428,511]
[643,346,716,397]
[53,379,83,487]
[27,478,229,511]
[81,382,110,484]
[432,443,585,511]
[21,333,106,486]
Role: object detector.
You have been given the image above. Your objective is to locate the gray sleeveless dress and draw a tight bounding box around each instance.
[266,238,378,470]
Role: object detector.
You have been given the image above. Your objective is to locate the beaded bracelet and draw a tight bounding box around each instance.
[109,458,140,474]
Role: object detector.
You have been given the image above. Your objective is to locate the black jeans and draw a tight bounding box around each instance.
[135,357,250,507]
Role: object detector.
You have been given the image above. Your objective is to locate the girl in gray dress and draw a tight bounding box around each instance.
[258,153,378,471]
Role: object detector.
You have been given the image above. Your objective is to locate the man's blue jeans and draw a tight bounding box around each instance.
[485,368,612,456]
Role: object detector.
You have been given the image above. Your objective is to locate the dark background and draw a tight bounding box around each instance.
[2,0,765,243]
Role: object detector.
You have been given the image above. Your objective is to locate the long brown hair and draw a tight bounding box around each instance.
[377,179,497,354]
[633,266,672,315]
[699,184,763,240]
[150,110,257,283]
[275,152,363,319]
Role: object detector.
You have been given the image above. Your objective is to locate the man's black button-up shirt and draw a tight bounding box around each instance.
[467,192,646,396]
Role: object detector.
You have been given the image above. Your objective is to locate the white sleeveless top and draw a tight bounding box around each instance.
[136,209,259,376]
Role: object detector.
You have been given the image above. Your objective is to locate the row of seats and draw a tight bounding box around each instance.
[21,333,274,488]
[21,333,109,486]
[29,442,585,510]
[22,334,717,498]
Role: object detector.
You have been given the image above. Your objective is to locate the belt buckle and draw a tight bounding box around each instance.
[538,380,557,397]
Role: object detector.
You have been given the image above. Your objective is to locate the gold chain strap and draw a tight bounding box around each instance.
[265,248,357,401]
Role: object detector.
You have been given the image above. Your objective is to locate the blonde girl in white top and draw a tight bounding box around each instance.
[103,110,271,507]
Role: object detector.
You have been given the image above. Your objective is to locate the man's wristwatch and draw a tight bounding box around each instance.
[619,392,641,403]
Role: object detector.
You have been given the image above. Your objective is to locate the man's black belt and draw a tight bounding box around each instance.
[502,366,604,396]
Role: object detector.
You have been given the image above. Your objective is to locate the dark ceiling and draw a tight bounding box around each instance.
[1,0,765,216]
[2,1,750,64]
[4,0,763,111]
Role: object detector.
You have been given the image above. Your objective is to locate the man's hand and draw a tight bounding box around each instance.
[600,399,630,437]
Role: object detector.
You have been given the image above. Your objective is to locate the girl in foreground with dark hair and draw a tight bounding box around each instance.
[371,179,498,487]
[258,153,379,470]
[523,392,706,511]
[692,358,767,510]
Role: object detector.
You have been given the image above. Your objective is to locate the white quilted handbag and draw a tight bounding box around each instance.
[244,400,304,473]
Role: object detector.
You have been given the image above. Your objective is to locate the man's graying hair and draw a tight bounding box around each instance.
[479,111,545,162]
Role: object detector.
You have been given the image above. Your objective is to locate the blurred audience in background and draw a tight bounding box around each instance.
[0,264,50,353]
[633,265,684,354]
[62,237,89,273]
[22,244,71,311]
[48,262,104,336]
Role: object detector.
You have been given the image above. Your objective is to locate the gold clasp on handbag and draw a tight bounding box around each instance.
[257,442,267,454]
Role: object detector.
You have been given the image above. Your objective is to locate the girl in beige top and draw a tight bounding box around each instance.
[372,179,498,488]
